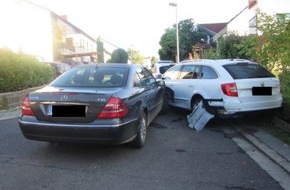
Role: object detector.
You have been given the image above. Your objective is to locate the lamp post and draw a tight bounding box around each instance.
[169,2,179,63]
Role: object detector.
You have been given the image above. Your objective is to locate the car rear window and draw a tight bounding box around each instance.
[223,63,275,79]
[51,67,128,87]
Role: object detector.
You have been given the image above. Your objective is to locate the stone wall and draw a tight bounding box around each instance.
[0,86,43,110]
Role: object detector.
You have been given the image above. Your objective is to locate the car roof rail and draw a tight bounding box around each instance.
[179,59,216,64]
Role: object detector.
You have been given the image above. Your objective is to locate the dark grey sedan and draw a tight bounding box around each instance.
[19,63,168,148]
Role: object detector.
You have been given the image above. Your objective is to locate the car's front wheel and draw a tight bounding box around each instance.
[128,112,147,148]
[159,96,168,114]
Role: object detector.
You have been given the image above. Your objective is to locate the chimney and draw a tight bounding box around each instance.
[60,15,67,21]
[248,0,257,9]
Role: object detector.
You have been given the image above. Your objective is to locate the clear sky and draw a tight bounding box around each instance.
[28,0,248,57]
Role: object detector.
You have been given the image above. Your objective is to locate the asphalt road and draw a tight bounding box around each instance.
[0,108,285,190]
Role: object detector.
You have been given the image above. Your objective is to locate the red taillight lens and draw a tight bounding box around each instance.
[221,83,238,97]
[21,96,34,116]
[97,97,128,119]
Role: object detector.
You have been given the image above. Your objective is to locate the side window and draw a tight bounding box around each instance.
[136,67,156,87]
[143,67,157,87]
[180,65,197,79]
[194,66,201,79]
[133,73,141,87]
[163,65,181,80]
[200,66,218,79]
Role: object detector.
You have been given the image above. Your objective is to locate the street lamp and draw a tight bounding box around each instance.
[169,2,180,63]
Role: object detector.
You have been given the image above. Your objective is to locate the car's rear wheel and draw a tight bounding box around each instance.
[191,97,203,111]
[191,97,216,115]
[128,112,147,148]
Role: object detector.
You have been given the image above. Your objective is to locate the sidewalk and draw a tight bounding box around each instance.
[0,108,21,121]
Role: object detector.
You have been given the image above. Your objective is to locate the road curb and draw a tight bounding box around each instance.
[0,115,19,121]
[0,108,20,121]
[273,117,290,133]
[233,125,290,175]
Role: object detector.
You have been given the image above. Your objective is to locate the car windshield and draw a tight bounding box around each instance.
[51,67,128,87]
[223,63,275,79]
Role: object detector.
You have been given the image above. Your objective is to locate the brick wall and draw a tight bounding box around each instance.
[0,86,44,110]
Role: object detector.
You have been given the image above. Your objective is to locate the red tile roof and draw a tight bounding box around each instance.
[199,23,228,34]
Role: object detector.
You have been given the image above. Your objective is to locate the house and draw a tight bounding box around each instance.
[197,23,228,44]
[0,0,99,63]
[195,22,227,58]
[213,0,290,42]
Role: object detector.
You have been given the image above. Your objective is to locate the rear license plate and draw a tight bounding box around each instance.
[47,105,52,116]
[252,87,272,96]
[51,105,86,117]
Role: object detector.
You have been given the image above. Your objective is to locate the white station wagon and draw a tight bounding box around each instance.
[163,59,283,116]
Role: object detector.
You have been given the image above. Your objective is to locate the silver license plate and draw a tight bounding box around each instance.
[47,105,52,116]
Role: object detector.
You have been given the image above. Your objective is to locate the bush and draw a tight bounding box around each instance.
[0,48,55,93]
[0,96,9,110]
[111,48,128,63]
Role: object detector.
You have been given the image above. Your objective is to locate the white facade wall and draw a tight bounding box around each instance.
[66,34,96,53]
[227,7,256,35]
[0,0,53,61]
[227,0,290,36]
[1,0,98,63]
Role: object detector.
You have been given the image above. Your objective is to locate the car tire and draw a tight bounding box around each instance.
[191,97,216,115]
[191,98,203,111]
[128,112,147,148]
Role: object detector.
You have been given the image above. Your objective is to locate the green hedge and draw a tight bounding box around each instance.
[0,48,55,93]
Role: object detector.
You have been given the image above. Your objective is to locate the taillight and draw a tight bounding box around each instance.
[21,96,34,116]
[221,83,238,97]
[97,97,128,119]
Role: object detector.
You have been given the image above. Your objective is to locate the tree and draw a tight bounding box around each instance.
[217,33,245,59]
[52,23,66,61]
[128,48,144,64]
[254,10,290,104]
[203,33,257,60]
[158,28,176,61]
[151,56,157,65]
[111,48,128,63]
[159,19,207,62]
[97,37,104,63]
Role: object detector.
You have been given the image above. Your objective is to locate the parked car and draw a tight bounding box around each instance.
[19,63,168,148]
[151,60,175,79]
[162,59,283,116]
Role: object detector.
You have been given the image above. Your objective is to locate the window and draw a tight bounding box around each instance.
[249,15,257,35]
[163,65,182,80]
[65,38,73,48]
[51,67,128,87]
[136,67,156,87]
[200,66,218,79]
[80,39,84,48]
[179,65,201,79]
[180,65,195,79]
[133,73,141,87]
[223,63,274,79]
